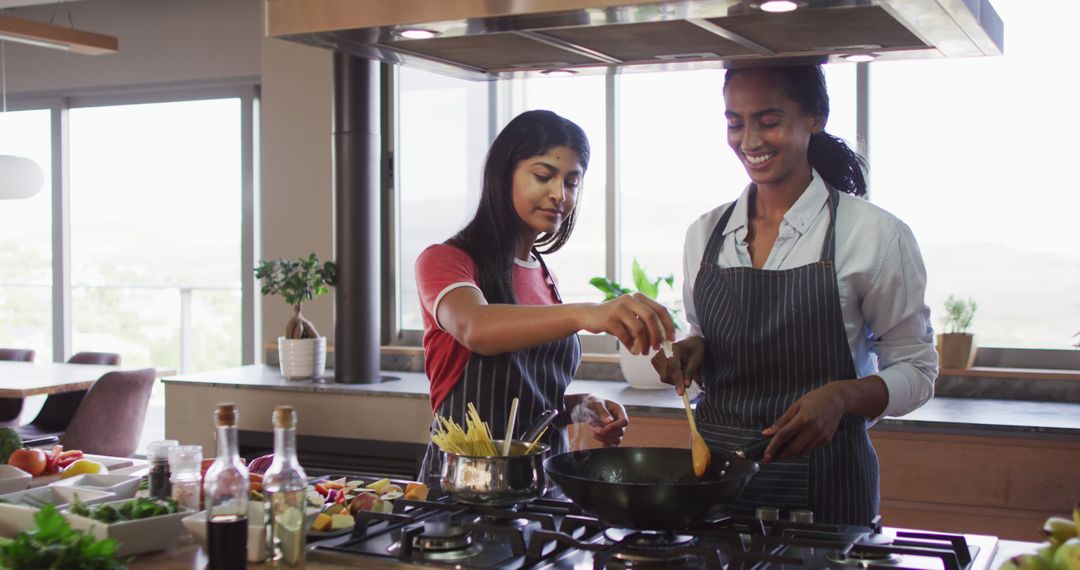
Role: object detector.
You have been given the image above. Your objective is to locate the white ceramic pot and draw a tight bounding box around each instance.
[618,342,703,399]
[278,336,327,380]
[618,342,668,390]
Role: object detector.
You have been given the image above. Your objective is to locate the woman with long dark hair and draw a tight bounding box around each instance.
[655,65,937,525]
[416,109,675,481]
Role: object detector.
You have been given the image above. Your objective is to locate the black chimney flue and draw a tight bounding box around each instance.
[333,53,381,383]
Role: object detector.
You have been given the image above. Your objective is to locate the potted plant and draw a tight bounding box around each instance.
[255,253,337,380]
[590,258,682,390]
[937,295,977,369]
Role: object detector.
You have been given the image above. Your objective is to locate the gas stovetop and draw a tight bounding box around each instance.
[308,495,998,569]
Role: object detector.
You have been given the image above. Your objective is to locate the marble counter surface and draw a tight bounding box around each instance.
[163,365,1080,437]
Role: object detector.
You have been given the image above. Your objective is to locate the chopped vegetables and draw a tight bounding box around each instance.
[302,476,429,533]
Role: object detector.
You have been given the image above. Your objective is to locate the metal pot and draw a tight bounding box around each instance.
[440,440,550,506]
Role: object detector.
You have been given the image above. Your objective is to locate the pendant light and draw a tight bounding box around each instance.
[0,38,44,200]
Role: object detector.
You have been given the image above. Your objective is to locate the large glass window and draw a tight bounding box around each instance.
[68,99,243,370]
[506,74,606,305]
[618,65,857,327]
[397,67,490,331]
[868,2,1080,349]
[0,109,53,358]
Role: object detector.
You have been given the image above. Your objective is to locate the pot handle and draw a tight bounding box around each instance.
[734,436,772,462]
[520,409,559,444]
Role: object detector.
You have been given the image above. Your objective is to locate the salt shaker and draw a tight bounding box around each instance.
[168,444,203,511]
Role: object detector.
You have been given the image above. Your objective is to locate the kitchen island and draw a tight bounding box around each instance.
[163,365,1080,541]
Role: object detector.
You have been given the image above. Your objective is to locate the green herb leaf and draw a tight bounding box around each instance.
[0,504,125,570]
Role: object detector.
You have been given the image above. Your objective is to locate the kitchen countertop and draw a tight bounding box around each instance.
[163,365,1080,437]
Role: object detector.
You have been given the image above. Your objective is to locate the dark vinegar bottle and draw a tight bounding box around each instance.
[204,403,249,569]
[208,514,248,565]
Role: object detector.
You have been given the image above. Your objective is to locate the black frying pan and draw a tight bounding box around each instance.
[544,438,770,530]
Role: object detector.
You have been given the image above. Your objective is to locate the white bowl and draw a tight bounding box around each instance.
[51,474,141,499]
[0,487,116,537]
[182,502,267,564]
[0,466,32,495]
[63,498,193,557]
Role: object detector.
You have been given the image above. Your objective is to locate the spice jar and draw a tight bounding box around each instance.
[146,440,178,499]
[169,444,203,511]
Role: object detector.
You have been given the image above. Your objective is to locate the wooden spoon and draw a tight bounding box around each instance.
[681,391,711,478]
[661,336,711,478]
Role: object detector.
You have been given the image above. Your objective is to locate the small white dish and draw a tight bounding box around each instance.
[51,474,141,499]
[0,486,115,508]
[0,466,32,495]
[0,487,116,537]
[63,498,193,557]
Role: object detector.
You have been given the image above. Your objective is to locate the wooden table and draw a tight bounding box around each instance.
[0,361,174,397]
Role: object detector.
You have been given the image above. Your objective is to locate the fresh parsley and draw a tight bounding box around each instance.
[0,503,126,569]
[70,498,181,524]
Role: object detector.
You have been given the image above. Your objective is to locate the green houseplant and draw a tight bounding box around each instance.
[255,254,337,379]
[590,258,682,390]
[937,295,978,369]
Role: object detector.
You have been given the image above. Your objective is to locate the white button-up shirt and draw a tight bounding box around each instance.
[682,172,937,420]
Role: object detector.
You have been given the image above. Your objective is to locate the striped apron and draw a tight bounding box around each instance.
[418,252,581,484]
[693,185,879,526]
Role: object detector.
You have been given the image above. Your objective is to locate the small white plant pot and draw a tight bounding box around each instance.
[619,342,668,390]
[278,336,327,380]
[618,342,703,399]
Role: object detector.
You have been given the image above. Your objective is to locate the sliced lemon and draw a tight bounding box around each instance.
[59,459,108,479]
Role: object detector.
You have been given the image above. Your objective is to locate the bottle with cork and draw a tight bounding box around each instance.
[263,405,307,567]
[203,403,249,570]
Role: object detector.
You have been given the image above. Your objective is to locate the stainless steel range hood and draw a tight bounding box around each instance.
[266,0,1003,80]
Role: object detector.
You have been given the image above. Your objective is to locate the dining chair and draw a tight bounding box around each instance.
[0,348,35,422]
[25,352,122,432]
[56,368,156,457]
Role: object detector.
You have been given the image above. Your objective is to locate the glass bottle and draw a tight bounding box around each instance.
[263,405,307,567]
[203,403,249,570]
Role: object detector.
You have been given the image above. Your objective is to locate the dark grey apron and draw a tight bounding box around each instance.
[693,185,879,526]
[418,251,581,483]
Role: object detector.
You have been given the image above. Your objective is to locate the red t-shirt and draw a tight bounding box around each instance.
[415,243,561,411]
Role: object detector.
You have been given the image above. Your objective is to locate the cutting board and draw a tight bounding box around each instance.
[27,455,136,488]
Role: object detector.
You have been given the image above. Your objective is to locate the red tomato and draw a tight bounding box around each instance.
[8,448,48,476]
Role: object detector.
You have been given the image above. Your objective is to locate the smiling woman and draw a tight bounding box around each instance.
[413,109,677,484]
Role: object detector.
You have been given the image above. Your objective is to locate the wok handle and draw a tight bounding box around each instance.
[734,436,772,462]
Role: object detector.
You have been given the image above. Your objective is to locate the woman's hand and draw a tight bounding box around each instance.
[651,336,706,395]
[760,382,847,463]
[578,293,675,356]
[566,394,629,447]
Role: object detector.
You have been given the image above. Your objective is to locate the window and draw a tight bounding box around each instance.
[393,46,1076,360]
[68,99,244,371]
[618,65,856,327]
[396,67,490,332]
[395,65,858,347]
[0,109,52,358]
[868,2,1080,349]
[504,74,606,305]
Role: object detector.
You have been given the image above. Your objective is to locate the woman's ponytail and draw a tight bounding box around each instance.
[809,131,867,197]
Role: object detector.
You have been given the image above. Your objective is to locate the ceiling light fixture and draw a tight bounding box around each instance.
[540,69,577,77]
[760,1,799,13]
[842,53,879,63]
[0,14,117,55]
[397,28,438,40]
[0,40,44,200]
